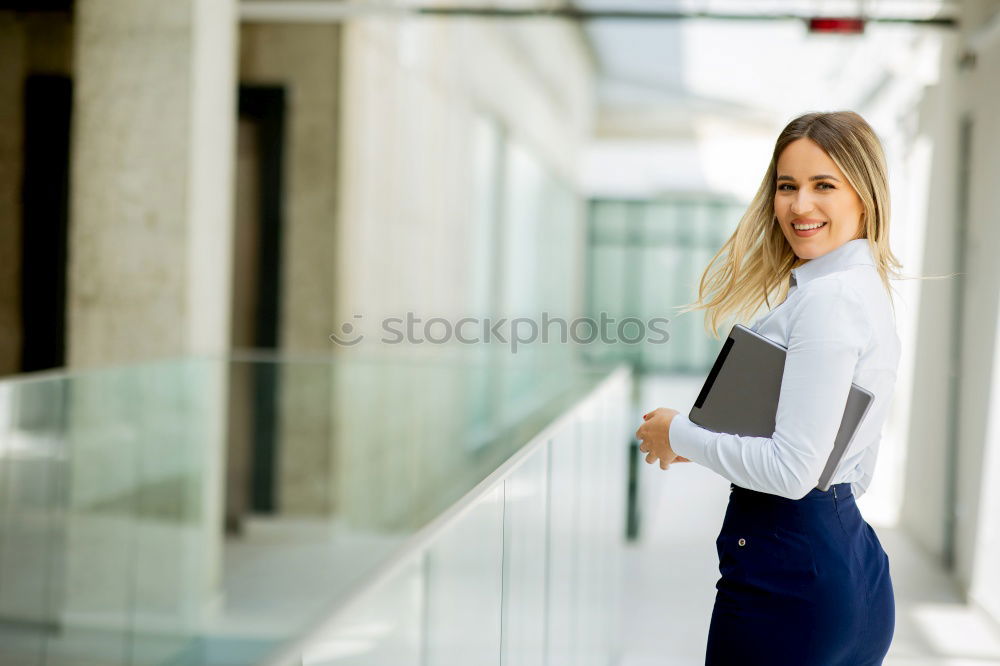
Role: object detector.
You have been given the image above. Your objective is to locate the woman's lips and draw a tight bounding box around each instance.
[792,221,827,237]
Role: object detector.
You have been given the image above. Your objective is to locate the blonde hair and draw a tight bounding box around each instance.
[674,110,949,339]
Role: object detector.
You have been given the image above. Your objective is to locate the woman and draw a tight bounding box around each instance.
[635,111,902,665]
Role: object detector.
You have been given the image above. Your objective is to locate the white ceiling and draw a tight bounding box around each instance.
[575,1,955,197]
[574,0,956,136]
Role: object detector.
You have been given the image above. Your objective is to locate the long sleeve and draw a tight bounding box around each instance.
[669,279,872,500]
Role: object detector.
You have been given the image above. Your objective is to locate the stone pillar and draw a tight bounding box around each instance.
[67,0,238,367]
[61,0,237,645]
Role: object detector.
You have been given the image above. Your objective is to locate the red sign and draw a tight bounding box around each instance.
[808,17,866,33]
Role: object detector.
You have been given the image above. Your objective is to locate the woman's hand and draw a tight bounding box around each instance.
[642,409,690,461]
[636,407,687,469]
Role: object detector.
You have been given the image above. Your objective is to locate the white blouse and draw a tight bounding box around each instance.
[668,238,901,500]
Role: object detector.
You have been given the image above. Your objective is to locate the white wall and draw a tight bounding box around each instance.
[895,29,963,569]
[330,14,595,528]
[952,0,1000,624]
[334,15,594,343]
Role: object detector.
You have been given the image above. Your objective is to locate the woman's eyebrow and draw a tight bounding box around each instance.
[777,174,841,182]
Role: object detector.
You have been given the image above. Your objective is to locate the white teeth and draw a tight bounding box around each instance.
[793,221,826,230]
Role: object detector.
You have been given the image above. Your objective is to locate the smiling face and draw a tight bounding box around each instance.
[774,137,865,260]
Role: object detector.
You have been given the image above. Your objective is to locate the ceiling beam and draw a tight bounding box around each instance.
[240,2,958,27]
[416,7,957,27]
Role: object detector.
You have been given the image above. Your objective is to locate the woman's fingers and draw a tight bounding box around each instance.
[642,451,680,469]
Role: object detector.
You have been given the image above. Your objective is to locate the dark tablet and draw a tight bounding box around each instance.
[689,323,874,491]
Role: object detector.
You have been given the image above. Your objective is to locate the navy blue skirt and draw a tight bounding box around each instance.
[705,482,894,665]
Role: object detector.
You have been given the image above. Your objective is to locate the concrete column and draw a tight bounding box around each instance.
[67,0,238,367]
[61,0,237,643]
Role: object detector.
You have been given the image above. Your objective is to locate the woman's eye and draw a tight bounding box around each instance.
[777,182,834,191]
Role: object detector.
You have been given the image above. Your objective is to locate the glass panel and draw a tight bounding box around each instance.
[0,353,616,665]
[585,195,747,373]
[603,388,629,660]
[585,245,630,366]
[639,203,678,245]
[0,378,67,665]
[575,400,601,666]
[500,449,548,666]
[502,141,543,320]
[424,485,504,665]
[298,553,424,666]
[538,179,580,370]
[590,200,630,245]
[468,113,502,319]
[639,244,686,370]
[545,424,579,666]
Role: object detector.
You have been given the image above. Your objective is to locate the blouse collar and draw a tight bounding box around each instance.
[789,238,876,288]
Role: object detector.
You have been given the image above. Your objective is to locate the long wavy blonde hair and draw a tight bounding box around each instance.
[675,110,942,339]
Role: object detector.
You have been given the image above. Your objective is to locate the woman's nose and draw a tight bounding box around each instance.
[790,191,817,214]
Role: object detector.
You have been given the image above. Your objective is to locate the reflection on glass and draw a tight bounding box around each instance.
[0,350,616,665]
[587,196,744,373]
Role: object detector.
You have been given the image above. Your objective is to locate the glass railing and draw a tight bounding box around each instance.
[0,350,632,665]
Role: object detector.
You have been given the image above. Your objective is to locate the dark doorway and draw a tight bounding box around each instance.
[236,86,285,353]
[20,74,72,373]
[0,1,72,10]
[226,85,286,531]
